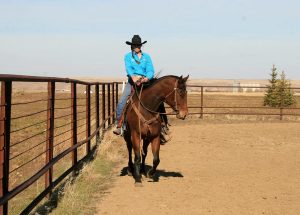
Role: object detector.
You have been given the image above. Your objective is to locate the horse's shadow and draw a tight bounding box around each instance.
[120,165,183,182]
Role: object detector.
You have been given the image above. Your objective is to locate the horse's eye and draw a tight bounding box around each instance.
[178,89,186,96]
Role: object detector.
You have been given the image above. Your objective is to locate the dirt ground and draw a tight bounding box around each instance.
[97,120,300,215]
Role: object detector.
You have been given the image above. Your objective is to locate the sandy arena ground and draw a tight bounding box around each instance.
[97,120,300,215]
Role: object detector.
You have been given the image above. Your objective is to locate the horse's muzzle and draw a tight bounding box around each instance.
[176,111,188,120]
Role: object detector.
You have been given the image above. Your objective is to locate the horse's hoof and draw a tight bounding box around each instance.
[134,177,142,184]
[134,182,143,187]
[140,168,146,176]
[147,169,156,178]
[127,168,133,176]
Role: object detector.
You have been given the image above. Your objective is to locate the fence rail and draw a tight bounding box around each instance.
[185,85,300,120]
[1,75,300,214]
[0,74,121,215]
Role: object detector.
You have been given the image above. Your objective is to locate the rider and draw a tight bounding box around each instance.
[113,35,154,135]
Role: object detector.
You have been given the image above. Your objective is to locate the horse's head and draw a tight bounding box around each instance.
[165,75,189,120]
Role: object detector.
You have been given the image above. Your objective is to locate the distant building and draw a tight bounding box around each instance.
[232,80,240,93]
[239,83,261,92]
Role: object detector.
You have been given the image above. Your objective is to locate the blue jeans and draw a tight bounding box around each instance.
[116,82,132,125]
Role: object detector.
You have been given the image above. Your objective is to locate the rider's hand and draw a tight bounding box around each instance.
[131,76,140,83]
[141,77,149,83]
[131,75,143,86]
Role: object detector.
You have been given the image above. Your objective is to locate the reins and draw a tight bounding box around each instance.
[138,85,144,156]
[133,79,179,116]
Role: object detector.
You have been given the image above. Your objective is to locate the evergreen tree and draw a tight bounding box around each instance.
[264,65,279,107]
[264,65,296,107]
[277,71,296,107]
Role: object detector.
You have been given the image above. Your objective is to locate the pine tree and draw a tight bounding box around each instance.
[264,65,279,107]
[264,65,296,107]
[277,71,296,107]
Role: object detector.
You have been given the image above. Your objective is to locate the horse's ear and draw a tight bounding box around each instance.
[182,75,189,82]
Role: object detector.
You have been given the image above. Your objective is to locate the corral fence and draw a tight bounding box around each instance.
[0,74,121,214]
[1,75,300,214]
[186,84,300,120]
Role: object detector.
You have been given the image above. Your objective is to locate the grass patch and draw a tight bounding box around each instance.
[31,129,126,215]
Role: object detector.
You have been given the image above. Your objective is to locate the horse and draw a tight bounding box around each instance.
[123,75,189,185]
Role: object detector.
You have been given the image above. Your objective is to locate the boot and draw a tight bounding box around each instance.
[113,127,122,135]
[160,132,171,145]
[161,124,171,135]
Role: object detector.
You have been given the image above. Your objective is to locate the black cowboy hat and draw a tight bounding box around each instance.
[126,35,147,46]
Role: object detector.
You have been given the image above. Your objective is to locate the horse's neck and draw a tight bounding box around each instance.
[139,78,176,111]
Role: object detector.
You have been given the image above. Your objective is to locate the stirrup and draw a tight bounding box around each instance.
[161,125,171,135]
[113,127,122,135]
[160,133,171,145]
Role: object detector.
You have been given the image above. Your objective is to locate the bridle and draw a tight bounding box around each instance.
[163,79,179,113]
[130,78,184,156]
[133,78,183,115]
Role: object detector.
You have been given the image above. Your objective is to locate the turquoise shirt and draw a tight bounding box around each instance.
[124,52,155,80]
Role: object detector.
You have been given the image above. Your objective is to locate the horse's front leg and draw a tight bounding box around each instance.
[124,130,134,176]
[141,139,150,175]
[147,136,160,178]
[126,140,134,176]
[131,131,142,184]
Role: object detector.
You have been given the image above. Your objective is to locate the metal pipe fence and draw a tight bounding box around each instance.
[1,75,299,214]
[0,74,121,215]
[185,85,300,120]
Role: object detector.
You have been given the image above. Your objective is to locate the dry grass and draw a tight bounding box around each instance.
[32,129,126,215]
[5,84,103,214]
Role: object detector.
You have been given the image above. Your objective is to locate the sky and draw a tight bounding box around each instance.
[0,0,300,80]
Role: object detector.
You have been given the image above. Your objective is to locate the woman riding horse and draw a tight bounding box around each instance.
[113,35,154,135]
[124,75,189,185]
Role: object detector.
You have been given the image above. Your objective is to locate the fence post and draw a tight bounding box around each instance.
[95,84,100,141]
[71,83,77,166]
[86,85,91,154]
[116,82,119,107]
[112,83,115,123]
[45,82,55,197]
[280,107,283,120]
[0,81,12,215]
[102,84,106,130]
[200,86,204,119]
[107,84,111,125]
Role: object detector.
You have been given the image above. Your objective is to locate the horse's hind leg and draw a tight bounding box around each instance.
[141,139,150,175]
[147,136,160,178]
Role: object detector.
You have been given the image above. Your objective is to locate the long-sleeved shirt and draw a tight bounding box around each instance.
[124,51,155,80]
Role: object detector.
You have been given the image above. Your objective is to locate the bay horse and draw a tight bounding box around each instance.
[123,75,189,185]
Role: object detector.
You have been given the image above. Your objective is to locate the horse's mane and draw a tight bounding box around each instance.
[142,75,180,89]
[153,75,180,82]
